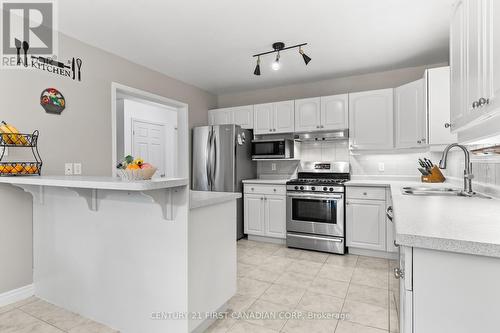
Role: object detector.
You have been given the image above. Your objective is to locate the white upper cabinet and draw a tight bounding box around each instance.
[208,106,254,129]
[395,79,426,149]
[254,103,274,134]
[208,109,232,126]
[273,100,295,134]
[450,0,467,130]
[450,0,500,133]
[254,101,295,134]
[232,105,254,129]
[427,67,458,145]
[485,0,500,114]
[349,89,394,150]
[295,97,321,132]
[320,94,349,130]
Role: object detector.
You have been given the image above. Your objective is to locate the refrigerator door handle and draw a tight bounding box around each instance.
[212,130,217,185]
[206,129,212,187]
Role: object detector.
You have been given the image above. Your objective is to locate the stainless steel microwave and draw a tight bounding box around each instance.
[251,139,294,159]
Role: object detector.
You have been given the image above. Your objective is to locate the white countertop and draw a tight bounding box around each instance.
[242,179,289,185]
[0,176,188,191]
[190,191,241,209]
[346,177,500,258]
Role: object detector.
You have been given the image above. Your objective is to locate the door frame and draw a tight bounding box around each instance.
[111,82,189,178]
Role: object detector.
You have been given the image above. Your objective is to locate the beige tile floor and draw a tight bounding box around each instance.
[0,240,398,333]
[0,296,118,333]
[207,239,399,333]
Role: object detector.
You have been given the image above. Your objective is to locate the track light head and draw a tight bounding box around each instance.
[299,47,311,65]
[254,57,261,76]
[272,52,281,71]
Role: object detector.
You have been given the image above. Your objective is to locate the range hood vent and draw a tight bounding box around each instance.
[295,129,348,142]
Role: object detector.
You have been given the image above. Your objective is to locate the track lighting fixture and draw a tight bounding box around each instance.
[299,46,311,65]
[254,56,261,76]
[252,41,311,76]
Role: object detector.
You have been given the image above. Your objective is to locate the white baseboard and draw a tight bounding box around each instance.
[0,284,35,307]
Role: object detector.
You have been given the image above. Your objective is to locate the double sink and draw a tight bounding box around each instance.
[402,186,491,199]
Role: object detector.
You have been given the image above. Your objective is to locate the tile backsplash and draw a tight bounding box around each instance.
[256,140,500,190]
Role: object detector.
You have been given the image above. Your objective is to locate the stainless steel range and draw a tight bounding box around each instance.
[286,161,350,254]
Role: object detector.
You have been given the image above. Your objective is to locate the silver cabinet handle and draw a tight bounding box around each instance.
[251,187,254,191]
[363,192,367,196]
[479,97,489,106]
[444,123,451,128]
[421,138,426,143]
[316,125,320,129]
[417,140,422,144]
[273,188,277,192]
[472,101,480,109]
[394,240,399,248]
[261,197,264,200]
[386,206,394,221]
[394,267,404,279]
[269,129,272,132]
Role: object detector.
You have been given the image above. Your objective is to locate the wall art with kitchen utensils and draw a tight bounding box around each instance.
[0,122,42,176]
[40,88,65,114]
[14,40,83,81]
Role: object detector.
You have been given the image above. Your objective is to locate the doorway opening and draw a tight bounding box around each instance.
[111,83,188,179]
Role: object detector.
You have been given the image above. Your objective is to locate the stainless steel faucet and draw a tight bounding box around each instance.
[439,143,474,195]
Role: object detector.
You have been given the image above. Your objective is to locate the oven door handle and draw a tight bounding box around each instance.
[287,232,344,243]
[287,193,343,200]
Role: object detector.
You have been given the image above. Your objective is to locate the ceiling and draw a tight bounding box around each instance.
[57,0,454,94]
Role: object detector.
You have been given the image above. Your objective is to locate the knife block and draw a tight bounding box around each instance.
[421,166,446,183]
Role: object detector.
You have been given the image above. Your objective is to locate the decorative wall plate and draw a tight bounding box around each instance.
[40,88,65,114]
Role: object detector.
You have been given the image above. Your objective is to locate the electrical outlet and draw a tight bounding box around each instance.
[73,163,82,175]
[378,162,385,172]
[271,163,277,171]
[65,163,73,175]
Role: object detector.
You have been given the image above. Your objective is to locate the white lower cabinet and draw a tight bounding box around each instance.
[346,199,386,251]
[243,194,265,236]
[244,184,286,239]
[396,246,500,333]
[264,195,286,238]
[346,186,396,255]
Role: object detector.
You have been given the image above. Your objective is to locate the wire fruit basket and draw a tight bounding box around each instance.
[0,130,43,176]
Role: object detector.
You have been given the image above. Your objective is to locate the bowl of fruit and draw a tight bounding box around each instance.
[116,155,157,181]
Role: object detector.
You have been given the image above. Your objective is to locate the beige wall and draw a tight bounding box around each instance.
[0,33,216,294]
[217,63,448,108]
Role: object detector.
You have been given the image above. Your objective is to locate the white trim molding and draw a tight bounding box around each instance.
[0,284,34,307]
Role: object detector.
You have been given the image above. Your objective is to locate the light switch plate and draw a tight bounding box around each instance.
[378,162,385,172]
[65,163,73,175]
[73,163,82,175]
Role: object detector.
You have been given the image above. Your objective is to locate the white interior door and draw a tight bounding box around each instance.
[132,119,166,178]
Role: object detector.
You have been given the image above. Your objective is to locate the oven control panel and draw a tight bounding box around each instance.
[286,185,344,193]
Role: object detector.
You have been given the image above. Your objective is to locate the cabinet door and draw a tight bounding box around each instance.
[254,103,274,135]
[320,94,349,130]
[465,0,483,115]
[484,0,500,114]
[232,105,254,129]
[450,0,467,129]
[427,67,458,145]
[294,97,321,132]
[346,199,386,251]
[274,100,295,133]
[244,194,265,236]
[395,79,426,149]
[208,109,233,125]
[264,195,286,239]
[349,89,394,150]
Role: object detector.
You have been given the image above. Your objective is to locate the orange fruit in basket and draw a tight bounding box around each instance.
[14,163,24,172]
[127,164,140,170]
[4,165,13,173]
[0,165,4,173]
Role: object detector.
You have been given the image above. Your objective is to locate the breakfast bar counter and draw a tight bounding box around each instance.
[0,175,200,333]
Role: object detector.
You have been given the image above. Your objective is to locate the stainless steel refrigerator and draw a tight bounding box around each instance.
[192,124,256,239]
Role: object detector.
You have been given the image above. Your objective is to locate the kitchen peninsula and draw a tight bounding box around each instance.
[0,175,239,333]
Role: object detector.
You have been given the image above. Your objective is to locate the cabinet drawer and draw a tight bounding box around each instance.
[244,184,286,195]
[347,187,386,200]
